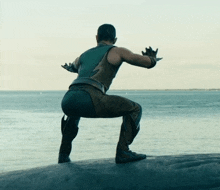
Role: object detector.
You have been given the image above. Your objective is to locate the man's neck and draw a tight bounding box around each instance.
[98,41,113,46]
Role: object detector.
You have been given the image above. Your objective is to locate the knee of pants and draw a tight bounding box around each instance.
[135,103,142,116]
[131,103,142,126]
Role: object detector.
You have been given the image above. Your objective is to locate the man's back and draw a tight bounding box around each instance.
[77,44,114,78]
[72,43,120,92]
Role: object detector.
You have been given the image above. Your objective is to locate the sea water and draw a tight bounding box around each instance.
[0,90,220,173]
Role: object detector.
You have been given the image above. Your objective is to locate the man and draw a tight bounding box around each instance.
[58,24,162,164]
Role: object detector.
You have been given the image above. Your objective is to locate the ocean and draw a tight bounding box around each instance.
[0,90,220,173]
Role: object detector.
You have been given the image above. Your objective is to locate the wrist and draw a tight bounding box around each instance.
[71,65,78,73]
[147,57,157,69]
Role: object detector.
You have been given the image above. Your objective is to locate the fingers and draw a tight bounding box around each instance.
[145,48,149,54]
[62,63,67,67]
[145,46,158,56]
[150,47,158,55]
[146,47,152,56]
[147,47,154,56]
[143,47,161,59]
[156,57,163,61]
[61,63,70,69]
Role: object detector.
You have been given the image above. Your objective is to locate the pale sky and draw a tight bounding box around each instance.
[1,0,220,90]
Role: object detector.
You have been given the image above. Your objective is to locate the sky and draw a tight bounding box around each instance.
[1,0,220,90]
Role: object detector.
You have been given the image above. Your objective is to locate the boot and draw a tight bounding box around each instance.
[115,115,145,164]
[58,153,71,163]
[58,115,79,164]
[115,148,146,164]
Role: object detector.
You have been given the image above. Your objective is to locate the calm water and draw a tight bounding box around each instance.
[0,90,220,173]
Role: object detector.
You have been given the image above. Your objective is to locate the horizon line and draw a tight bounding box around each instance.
[0,88,220,92]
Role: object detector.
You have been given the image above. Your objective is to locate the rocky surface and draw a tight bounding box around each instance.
[0,154,220,190]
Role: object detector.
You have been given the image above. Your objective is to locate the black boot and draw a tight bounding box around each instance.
[58,153,71,163]
[115,149,146,164]
[115,115,145,164]
[58,115,80,164]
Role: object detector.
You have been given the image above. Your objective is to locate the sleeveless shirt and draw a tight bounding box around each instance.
[70,43,120,93]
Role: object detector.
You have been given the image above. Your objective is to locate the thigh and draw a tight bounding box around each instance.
[92,93,141,118]
[62,85,141,119]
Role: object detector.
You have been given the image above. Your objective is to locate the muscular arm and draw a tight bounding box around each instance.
[119,47,152,68]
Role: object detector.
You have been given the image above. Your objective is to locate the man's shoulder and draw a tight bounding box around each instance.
[111,47,133,57]
[110,46,127,54]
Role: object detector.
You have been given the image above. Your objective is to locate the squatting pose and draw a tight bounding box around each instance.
[58,24,162,164]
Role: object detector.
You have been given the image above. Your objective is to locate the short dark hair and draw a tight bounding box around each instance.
[97,24,116,42]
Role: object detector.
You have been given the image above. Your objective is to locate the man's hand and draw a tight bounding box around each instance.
[61,63,78,73]
[142,46,158,58]
[141,46,163,69]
